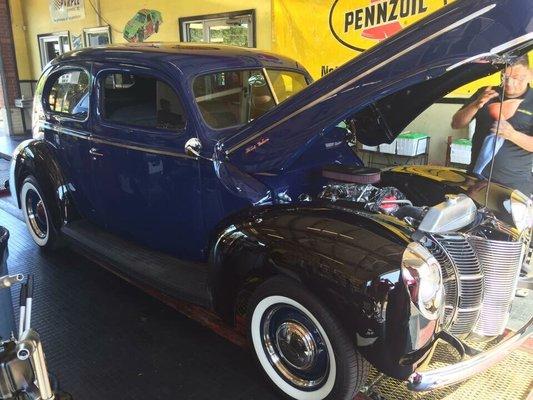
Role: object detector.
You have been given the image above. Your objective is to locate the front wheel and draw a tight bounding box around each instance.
[247,277,369,400]
[20,176,59,250]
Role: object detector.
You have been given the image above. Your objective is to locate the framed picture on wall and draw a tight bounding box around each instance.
[83,26,112,47]
[179,10,256,48]
[71,34,83,50]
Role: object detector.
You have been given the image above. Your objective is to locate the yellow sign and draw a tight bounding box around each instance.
[272,1,533,96]
[329,0,449,52]
[272,0,504,97]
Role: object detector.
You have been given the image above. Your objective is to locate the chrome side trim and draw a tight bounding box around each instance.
[225,4,496,155]
[60,127,89,140]
[38,123,197,160]
[407,317,533,391]
[90,136,197,160]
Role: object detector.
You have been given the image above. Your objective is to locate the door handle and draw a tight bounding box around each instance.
[89,147,104,157]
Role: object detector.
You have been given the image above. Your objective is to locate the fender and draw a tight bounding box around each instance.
[9,139,72,230]
[210,203,437,379]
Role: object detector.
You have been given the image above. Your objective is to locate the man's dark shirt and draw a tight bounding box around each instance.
[466,86,533,195]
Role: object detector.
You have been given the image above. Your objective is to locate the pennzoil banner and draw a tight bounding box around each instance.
[271,0,502,96]
[329,0,450,51]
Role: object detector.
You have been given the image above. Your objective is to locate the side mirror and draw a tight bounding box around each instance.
[185,138,202,158]
[185,138,213,161]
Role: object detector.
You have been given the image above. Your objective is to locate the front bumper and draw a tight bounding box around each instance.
[407,316,533,391]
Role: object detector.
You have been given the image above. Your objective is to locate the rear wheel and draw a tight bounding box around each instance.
[247,277,369,400]
[20,176,59,249]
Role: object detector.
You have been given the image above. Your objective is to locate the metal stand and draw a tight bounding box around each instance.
[1,274,59,400]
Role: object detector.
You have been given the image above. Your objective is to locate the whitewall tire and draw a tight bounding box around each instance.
[20,176,56,249]
[247,277,369,400]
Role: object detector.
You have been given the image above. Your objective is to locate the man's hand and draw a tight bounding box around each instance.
[474,86,499,110]
[451,86,499,129]
[491,120,516,140]
[491,121,533,152]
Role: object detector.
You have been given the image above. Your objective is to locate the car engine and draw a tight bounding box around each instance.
[312,166,531,339]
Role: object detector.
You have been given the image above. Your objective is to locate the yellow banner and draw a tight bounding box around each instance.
[272,0,505,97]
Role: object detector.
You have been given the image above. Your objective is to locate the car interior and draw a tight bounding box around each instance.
[102,73,185,131]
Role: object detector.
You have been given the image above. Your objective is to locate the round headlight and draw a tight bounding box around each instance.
[507,190,533,234]
[401,242,444,320]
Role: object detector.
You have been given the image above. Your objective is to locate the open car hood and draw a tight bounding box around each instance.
[217,0,532,175]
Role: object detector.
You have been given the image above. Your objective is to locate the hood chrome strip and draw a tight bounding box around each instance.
[447,33,533,72]
[224,4,496,156]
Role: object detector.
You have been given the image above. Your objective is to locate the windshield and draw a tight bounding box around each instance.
[193,69,308,129]
[265,69,309,103]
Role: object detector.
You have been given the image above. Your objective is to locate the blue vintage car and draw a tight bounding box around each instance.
[9,0,533,398]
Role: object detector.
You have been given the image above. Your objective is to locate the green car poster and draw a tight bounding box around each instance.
[123,9,163,43]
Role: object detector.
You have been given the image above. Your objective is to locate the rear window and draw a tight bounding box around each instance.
[99,72,186,131]
[46,70,90,118]
[193,69,276,129]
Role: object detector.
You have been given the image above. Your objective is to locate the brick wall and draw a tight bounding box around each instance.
[0,0,21,108]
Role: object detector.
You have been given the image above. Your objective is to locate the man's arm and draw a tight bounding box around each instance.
[491,120,533,152]
[451,87,499,129]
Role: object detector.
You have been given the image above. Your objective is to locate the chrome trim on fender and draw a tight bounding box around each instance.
[407,317,533,391]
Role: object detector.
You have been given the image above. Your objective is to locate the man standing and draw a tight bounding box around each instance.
[451,55,533,196]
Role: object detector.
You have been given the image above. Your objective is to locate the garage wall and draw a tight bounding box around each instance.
[8,0,31,80]
[14,0,273,80]
[405,103,467,166]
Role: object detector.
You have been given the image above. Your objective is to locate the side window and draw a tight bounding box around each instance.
[46,70,90,118]
[193,69,275,129]
[100,72,185,131]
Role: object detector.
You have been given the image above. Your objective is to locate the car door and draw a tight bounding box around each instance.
[41,65,98,222]
[89,65,205,260]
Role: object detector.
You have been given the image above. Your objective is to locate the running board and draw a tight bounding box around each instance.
[62,221,211,308]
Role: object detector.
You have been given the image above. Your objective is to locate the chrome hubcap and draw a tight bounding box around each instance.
[26,189,48,239]
[275,321,317,371]
[261,305,329,390]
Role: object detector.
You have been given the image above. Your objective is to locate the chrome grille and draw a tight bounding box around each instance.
[468,236,524,337]
[428,234,483,336]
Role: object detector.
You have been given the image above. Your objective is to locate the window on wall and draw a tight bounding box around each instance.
[179,10,255,48]
[46,70,90,118]
[100,73,186,131]
[38,32,70,69]
[84,26,112,47]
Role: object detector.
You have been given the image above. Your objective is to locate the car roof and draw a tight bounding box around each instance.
[54,43,309,80]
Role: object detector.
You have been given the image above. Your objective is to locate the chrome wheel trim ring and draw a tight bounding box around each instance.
[251,296,336,400]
